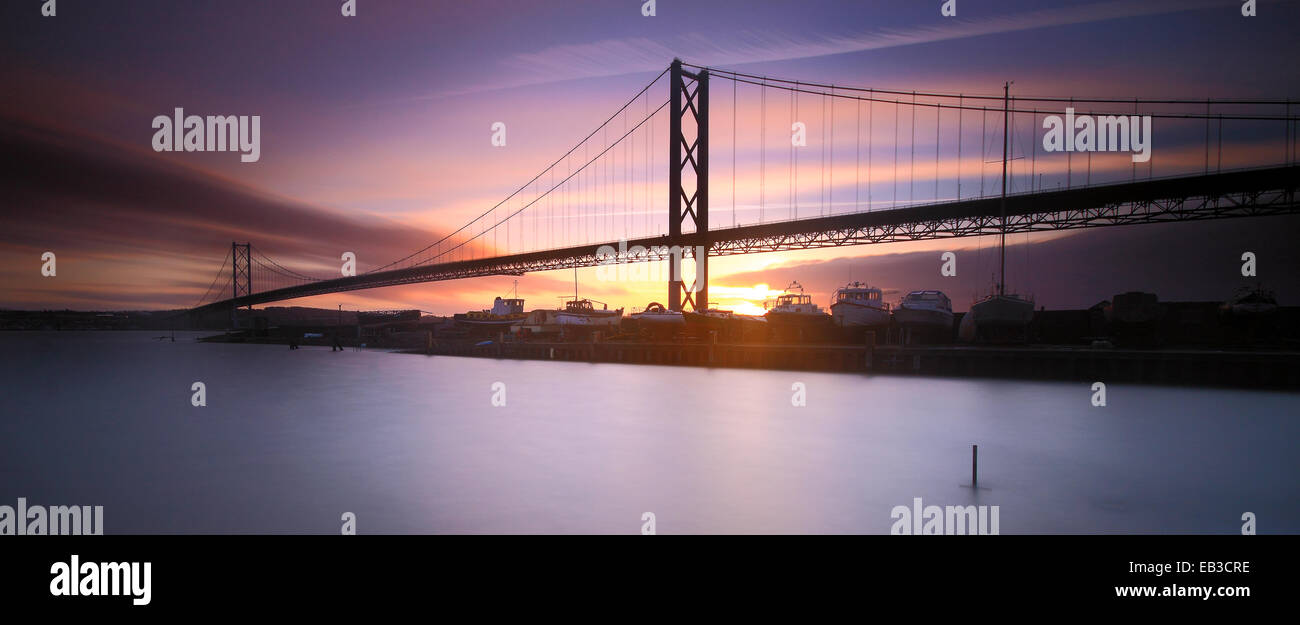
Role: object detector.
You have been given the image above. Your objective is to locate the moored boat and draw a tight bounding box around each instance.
[764,282,832,342]
[683,307,768,341]
[454,293,527,337]
[962,82,1036,344]
[829,282,891,328]
[894,290,953,329]
[962,290,1035,343]
[555,298,623,329]
[630,302,685,338]
[894,290,954,342]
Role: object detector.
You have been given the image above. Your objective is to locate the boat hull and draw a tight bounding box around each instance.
[765,312,833,342]
[893,306,953,330]
[830,301,891,327]
[960,295,1035,342]
[683,311,769,341]
[555,312,622,328]
[969,295,1034,327]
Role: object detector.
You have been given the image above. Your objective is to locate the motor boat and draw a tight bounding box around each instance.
[555,298,623,329]
[894,290,953,330]
[829,281,891,328]
[764,282,832,342]
[894,290,954,342]
[454,296,526,331]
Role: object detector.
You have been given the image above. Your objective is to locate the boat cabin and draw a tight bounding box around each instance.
[565,299,607,313]
[902,290,951,309]
[770,293,813,309]
[490,297,525,316]
[835,289,883,303]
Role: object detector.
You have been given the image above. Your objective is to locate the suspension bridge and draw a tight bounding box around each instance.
[188,59,1300,321]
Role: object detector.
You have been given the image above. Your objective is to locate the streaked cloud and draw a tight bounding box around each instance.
[408,0,1242,101]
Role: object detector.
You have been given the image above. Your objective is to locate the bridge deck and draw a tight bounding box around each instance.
[192,165,1298,313]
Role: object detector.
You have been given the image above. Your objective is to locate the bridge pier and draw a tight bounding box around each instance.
[668,59,709,312]
[231,242,251,329]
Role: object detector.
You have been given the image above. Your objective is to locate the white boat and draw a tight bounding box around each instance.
[629,302,686,327]
[765,283,826,319]
[555,298,623,328]
[894,290,954,331]
[515,308,562,337]
[764,282,832,341]
[829,282,891,327]
[541,270,624,335]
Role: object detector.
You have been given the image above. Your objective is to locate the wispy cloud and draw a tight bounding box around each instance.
[405,0,1242,102]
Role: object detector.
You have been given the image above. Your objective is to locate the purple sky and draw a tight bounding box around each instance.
[2,0,1298,313]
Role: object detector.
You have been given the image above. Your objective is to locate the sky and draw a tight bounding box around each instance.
[2,0,1299,315]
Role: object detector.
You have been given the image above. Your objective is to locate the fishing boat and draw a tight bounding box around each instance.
[764,282,832,342]
[894,290,954,339]
[454,297,526,329]
[963,82,1035,343]
[541,268,624,338]
[454,283,527,337]
[829,282,891,328]
[555,298,623,329]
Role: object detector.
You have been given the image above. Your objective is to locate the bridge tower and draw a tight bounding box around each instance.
[231,242,251,327]
[668,59,708,312]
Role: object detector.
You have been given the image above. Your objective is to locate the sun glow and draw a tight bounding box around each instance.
[708,283,786,316]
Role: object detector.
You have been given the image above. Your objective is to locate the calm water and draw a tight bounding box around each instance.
[1,331,1296,534]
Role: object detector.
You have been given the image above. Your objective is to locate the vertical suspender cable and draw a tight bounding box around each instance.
[910,91,916,205]
[829,86,834,216]
[760,77,766,223]
[957,95,963,200]
[856,96,861,211]
[893,100,899,208]
[935,102,941,202]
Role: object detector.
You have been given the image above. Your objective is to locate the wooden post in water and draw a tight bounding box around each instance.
[972,444,979,487]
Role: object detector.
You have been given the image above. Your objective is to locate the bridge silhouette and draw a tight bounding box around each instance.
[189,60,1300,319]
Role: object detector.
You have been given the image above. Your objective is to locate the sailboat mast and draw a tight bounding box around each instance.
[573,267,578,301]
[999,81,1011,297]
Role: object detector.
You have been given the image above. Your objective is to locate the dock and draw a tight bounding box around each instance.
[405,338,1300,390]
